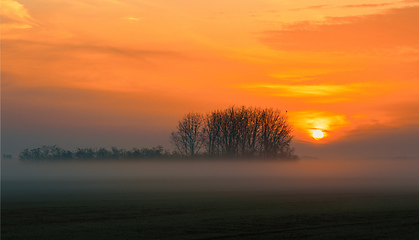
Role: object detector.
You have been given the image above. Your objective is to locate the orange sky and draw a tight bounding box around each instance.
[2,0,419,158]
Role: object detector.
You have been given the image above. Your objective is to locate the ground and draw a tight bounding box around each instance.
[2,189,419,240]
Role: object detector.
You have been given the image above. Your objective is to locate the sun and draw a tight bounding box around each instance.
[312,130,324,140]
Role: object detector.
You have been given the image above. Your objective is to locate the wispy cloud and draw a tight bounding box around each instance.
[341,3,395,8]
[288,1,418,11]
[0,0,38,30]
[239,83,370,98]
[2,39,180,60]
[122,17,143,21]
[1,38,186,94]
[289,5,331,11]
[73,0,126,6]
[263,6,419,52]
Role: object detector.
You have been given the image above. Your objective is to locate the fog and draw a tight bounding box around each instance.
[2,158,419,199]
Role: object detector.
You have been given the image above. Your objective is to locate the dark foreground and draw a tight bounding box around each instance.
[2,189,419,240]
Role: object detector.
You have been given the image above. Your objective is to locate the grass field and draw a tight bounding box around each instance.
[3,159,419,239]
[2,189,419,240]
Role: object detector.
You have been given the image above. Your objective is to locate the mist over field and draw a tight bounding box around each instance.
[3,158,419,199]
[3,158,419,240]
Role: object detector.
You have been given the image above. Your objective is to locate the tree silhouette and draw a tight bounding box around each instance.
[96,148,111,159]
[180,106,296,159]
[75,148,95,159]
[2,154,13,159]
[170,112,206,157]
[19,145,169,161]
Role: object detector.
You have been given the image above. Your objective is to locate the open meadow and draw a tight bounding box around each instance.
[2,158,419,239]
[3,190,419,240]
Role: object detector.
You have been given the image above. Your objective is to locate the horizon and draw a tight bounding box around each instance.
[2,0,419,159]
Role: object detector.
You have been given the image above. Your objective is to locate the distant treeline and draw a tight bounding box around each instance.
[2,154,13,159]
[19,145,169,161]
[171,106,298,159]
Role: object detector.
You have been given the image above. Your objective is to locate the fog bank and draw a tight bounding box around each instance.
[3,158,419,198]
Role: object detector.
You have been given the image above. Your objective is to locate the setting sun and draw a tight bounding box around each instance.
[312,130,324,140]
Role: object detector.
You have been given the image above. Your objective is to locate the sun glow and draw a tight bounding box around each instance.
[312,130,324,140]
[288,111,349,142]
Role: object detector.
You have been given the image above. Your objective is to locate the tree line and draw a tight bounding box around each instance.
[19,145,168,161]
[19,106,298,161]
[171,106,297,159]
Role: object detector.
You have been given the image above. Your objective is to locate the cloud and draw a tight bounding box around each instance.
[2,39,181,66]
[1,38,188,98]
[0,0,37,30]
[288,1,419,11]
[341,3,395,8]
[263,6,419,52]
[122,17,143,21]
[290,111,349,133]
[249,84,352,96]
[289,5,331,11]
[239,82,373,99]
[72,0,126,6]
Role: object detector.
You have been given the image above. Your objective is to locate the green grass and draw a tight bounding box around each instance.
[2,191,419,239]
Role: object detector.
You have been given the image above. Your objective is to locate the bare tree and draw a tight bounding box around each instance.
[203,110,223,156]
[170,112,205,157]
[201,106,296,159]
[258,108,293,157]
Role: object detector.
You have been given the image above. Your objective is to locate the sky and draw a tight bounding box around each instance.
[2,0,419,159]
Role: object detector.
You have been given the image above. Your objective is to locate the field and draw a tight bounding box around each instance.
[3,188,419,240]
[3,159,419,239]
